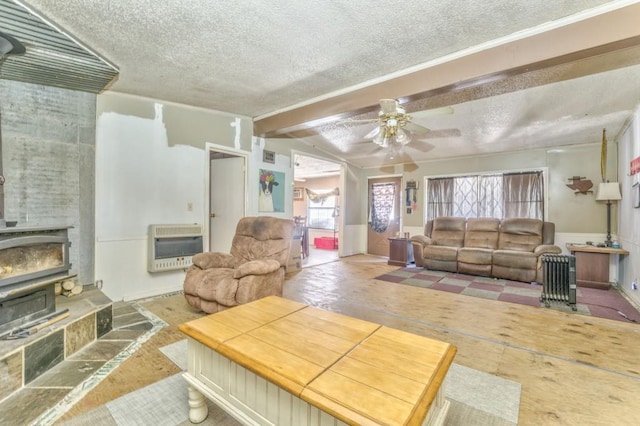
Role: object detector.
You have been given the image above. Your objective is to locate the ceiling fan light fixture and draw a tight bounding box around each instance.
[373,129,384,144]
[373,131,390,148]
[395,128,411,145]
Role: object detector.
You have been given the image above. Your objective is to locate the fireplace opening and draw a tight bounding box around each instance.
[0,285,55,334]
[0,226,72,336]
[1,243,64,283]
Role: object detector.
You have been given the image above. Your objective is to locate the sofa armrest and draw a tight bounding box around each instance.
[192,252,235,270]
[410,235,433,247]
[533,244,563,256]
[233,259,281,279]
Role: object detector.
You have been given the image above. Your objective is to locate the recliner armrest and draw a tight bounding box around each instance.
[192,252,235,270]
[233,259,281,279]
[533,244,562,256]
[410,235,433,247]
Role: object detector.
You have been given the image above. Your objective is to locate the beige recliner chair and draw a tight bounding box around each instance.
[183,216,294,313]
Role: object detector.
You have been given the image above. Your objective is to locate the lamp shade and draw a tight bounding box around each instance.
[595,182,622,201]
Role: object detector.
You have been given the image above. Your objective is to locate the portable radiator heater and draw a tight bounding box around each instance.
[540,254,577,311]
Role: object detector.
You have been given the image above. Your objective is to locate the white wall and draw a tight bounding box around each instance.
[94,92,635,303]
[95,93,253,301]
[617,107,640,305]
[94,94,343,301]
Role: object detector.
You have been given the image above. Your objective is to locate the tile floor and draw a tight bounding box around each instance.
[0,298,160,426]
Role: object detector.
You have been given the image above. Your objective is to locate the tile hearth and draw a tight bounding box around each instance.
[0,288,163,425]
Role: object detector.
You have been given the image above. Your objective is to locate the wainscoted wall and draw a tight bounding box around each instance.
[616,108,640,306]
[95,93,252,301]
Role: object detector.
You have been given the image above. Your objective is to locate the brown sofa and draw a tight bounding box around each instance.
[411,217,561,283]
[183,216,294,313]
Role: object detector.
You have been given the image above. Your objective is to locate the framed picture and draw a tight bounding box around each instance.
[258,169,285,212]
[293,187,304,201]
[633,182,640,208]
[262,150,275,164]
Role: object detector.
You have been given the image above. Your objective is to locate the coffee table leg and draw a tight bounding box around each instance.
[187,385,208,423]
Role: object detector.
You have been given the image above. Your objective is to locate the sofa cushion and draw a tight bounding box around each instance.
[498,218,543,252]
[431,217,466,247]
[458,247,493,265]
[464,218,499,249]
[492,250,538,269]
[424,245,459,262]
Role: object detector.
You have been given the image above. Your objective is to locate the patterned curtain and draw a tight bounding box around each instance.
[503,172,543,219]
[369,183,396,233]
[477,175,503,218]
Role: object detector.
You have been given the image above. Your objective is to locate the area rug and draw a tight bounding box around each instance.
[376,267,640,323]
[59,340,521,425]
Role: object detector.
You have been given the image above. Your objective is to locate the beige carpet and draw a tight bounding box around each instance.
[59,338,520,426]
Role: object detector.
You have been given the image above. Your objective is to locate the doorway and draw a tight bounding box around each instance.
[293,153,342,267]
[367,176,402,257]
[208,147,246,252]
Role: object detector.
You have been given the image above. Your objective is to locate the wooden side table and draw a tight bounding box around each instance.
[567,244,629,290]
[388,237,414,266]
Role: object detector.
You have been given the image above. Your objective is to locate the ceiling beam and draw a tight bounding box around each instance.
[254,3,640,137]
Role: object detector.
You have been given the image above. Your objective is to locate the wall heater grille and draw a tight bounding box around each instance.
[148,224,203,272]
[540,254,577,311]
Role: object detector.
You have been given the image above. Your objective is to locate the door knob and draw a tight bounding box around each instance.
[210,213,216,218]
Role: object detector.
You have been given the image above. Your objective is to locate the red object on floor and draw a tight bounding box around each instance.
[314,237,338,249]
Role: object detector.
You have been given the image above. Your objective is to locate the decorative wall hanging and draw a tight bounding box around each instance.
[262,149,275,164]
[631,155,640,176]
[405,179,418,214]
[258,169,284,212]
[600,128,607,181]
[305,187,339,205]
[566,176,593,195]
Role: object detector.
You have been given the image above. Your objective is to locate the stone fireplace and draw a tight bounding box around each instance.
[0,226,72,335]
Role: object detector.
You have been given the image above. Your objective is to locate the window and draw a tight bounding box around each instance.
[306,188,339,229]
[426,171,544,221]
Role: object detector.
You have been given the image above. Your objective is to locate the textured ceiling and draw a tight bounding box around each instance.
[12,0,618,116]
[3,0,640,172]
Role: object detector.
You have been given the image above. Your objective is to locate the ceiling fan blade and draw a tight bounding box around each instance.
[419,128,461,138]
[404,122,430,134]
[409,141,435,153]
[379,99,398,114]
[337,117,379,125]
[363,125,381,140]
[411,106,454,118]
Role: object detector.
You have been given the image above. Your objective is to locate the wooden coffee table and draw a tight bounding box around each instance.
[179,296,457,425]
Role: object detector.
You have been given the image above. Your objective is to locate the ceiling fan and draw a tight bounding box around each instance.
[342,99,453,148]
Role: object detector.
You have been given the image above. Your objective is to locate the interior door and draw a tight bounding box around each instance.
[210,155,245,252]
[367,176,402,257]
